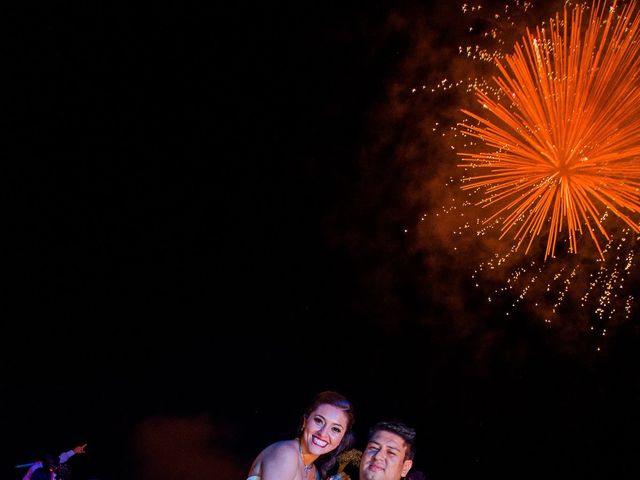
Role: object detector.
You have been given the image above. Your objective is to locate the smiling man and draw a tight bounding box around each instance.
[359,421,416,480]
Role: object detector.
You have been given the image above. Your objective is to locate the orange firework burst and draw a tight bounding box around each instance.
[458,0,640,259]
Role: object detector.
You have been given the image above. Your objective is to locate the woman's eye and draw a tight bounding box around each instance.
[331,427,342,434]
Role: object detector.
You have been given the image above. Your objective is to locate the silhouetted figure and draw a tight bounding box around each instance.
[22,444,87,480]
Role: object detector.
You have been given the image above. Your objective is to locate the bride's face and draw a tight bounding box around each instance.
[301,403,348,456]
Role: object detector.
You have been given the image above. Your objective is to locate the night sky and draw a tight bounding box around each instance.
[4,1,640,479]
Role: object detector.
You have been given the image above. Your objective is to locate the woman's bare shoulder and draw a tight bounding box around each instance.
[262,439,298,458]
[251,439,299,478]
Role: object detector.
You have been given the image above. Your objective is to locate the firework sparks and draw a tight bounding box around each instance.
[458,0,640,259]
[400,1,640,340]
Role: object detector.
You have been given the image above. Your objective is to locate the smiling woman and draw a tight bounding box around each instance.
[246,391,356,480]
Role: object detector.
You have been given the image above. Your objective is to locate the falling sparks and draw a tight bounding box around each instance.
[458,0,640,259]
[470,228,638,329]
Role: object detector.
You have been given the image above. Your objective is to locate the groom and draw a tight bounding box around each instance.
[358,421,415,480]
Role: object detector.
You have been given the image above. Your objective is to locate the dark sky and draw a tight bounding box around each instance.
[4,1,640,479]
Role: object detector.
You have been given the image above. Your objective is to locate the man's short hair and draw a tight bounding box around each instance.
[369,420,416,460]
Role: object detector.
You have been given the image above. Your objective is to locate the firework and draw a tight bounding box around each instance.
[458,0,640,259]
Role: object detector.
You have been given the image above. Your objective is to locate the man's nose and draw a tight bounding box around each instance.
[372,449,385,460]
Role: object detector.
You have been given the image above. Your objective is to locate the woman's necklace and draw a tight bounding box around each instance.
[299,439,314,478]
